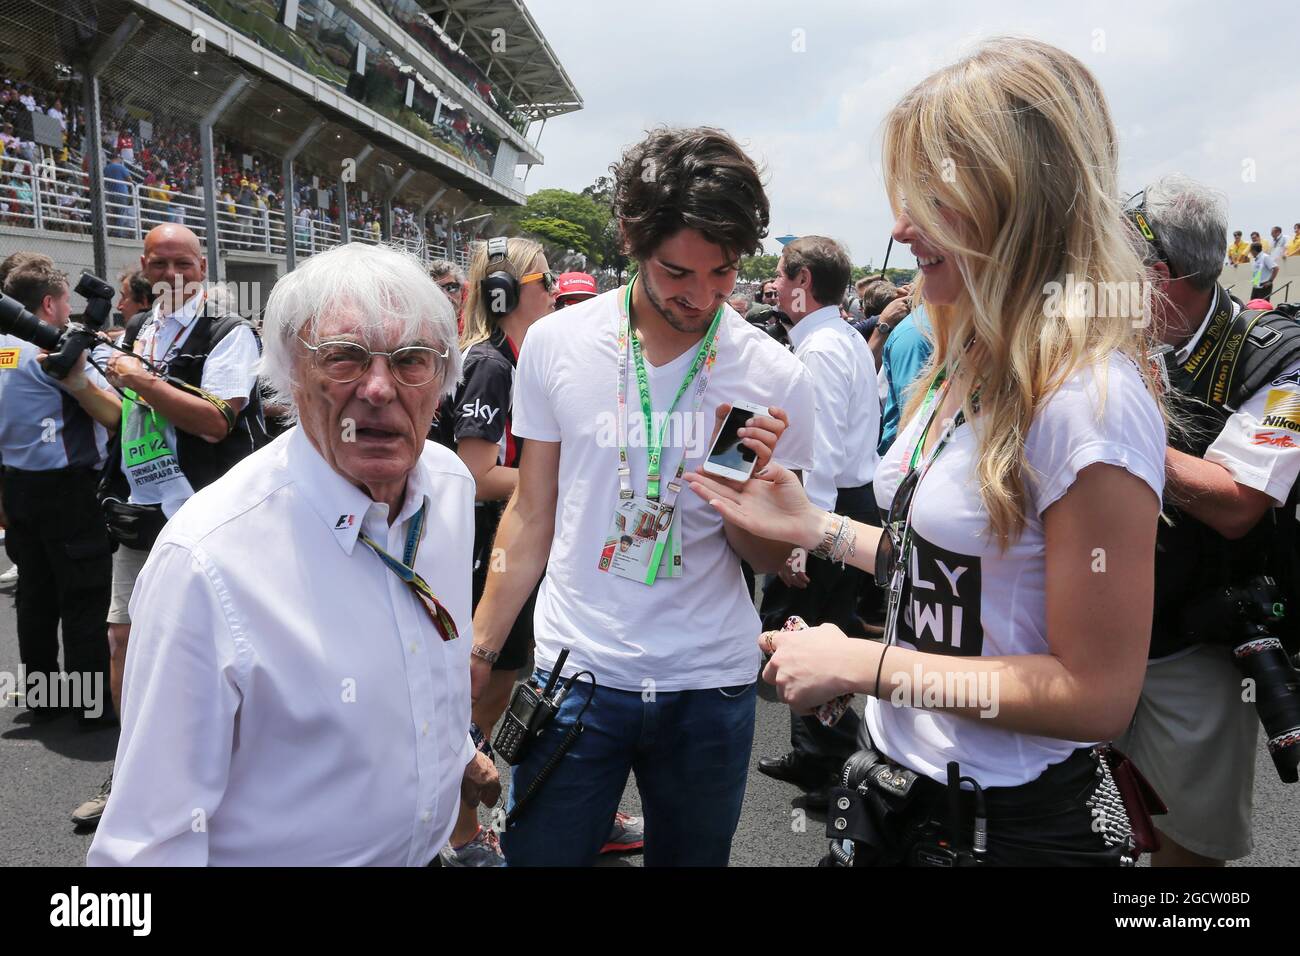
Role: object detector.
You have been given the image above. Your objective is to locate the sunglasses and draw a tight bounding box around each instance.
[521,270,557,293]
[873,386,967,594]
[874,464,920,591]
[298,336,449,387]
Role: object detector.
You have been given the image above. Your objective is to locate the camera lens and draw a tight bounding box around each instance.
[1233,636,1300,783]
[0,292,63,351]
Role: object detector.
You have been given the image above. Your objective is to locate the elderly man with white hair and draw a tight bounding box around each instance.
[89,242,499,866]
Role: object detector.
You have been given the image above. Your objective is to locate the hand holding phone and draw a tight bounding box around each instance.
[701,400,786,481]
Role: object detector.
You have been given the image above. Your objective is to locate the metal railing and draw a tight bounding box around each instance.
[0,153,469,269]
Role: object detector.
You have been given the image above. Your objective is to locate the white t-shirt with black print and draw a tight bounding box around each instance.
[868,353,1166,787]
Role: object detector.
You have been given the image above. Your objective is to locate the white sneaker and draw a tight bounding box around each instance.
[0,565,17,587]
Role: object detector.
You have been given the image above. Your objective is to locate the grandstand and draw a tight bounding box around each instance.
[0,0,581,313]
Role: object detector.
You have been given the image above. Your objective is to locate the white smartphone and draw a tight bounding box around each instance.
[701,399,768,481]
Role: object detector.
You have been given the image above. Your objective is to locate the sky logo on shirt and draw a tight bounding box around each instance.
[461,399,500,424]
[334,514,356,530]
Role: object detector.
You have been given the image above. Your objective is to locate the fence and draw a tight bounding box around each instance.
[0,152,468,269]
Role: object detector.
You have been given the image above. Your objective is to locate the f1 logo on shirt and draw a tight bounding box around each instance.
[334,514,356,529]
[461,399,500,425]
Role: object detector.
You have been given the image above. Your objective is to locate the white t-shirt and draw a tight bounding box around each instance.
[1253,252,1278,287]
[867,353,1166,787]
[1202,361,1300,505]
[512,289,817,692]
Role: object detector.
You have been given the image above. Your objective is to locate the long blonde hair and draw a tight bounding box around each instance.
[885,37,1161,547]
[460,236,543,351]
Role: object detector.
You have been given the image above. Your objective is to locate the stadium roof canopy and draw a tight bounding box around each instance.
[419,0,583,121]
[0,0,552,210]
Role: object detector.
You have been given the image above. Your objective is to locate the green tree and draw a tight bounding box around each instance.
[518,216,593,260]
[739,254,779,282]
[582,175,628,280]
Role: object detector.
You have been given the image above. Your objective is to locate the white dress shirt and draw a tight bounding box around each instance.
[88,426,477,866]
[786,305,880,511]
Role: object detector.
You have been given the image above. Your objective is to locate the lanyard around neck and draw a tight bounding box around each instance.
[892,366,966,583]
[908,367,965,474]
[359,504,459,642]
[617,276,721,503]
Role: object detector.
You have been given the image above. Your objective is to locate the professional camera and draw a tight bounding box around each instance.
[1218,578,1300,783]
[0,270,115,380]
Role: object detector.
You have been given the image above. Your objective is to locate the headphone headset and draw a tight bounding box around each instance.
[1123,190,1171,267]
[478,236,519,316]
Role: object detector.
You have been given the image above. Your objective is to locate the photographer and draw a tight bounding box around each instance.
[0,254,120,724]
[685,39,1167,866]
[71,223,267,828]
[1117,174,1300,866]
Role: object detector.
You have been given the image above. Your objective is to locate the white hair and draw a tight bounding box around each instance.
[259,242,462,415]
[1141,173,1229,291]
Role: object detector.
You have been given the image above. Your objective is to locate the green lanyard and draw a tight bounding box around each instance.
[908,368,963,472]
[617,277,721,501]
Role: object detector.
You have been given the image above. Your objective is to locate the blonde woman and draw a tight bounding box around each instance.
[434,235,553,864]
[686,38,1166,865]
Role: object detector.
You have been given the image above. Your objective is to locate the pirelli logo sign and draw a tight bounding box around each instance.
[1260,389,1300,434]
[0,347,19,369]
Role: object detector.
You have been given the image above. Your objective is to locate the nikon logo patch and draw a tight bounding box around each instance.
[1260,389,1300,433]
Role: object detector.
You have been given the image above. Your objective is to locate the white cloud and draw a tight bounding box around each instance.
[526,0,1300,267]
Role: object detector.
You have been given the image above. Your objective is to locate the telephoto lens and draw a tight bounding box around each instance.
[0,291,63,351]
[1233,635,1300,783]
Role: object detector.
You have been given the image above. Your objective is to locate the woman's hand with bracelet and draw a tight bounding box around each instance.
[757,624,883,712]
[683,461,827,551]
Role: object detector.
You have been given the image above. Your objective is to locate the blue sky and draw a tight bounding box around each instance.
[526,0,1300,268]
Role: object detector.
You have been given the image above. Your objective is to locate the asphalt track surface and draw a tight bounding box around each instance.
[0,578,1294,867]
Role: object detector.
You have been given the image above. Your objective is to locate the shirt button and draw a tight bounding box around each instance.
[421,811,431,823]
[409,641,418,654]
[421,721,429,736]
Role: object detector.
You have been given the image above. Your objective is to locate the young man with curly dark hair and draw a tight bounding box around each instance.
[472,127,816,866]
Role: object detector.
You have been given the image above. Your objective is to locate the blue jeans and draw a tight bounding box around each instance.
[502,670,757,866]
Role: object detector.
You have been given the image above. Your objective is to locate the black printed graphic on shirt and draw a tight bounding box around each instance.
[897,529,983,656]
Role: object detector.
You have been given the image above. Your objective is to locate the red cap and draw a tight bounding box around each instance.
[1246,298,1274,310]
[555,272,597,301]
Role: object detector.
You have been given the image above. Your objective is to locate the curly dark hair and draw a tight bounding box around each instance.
[611,127,768,263]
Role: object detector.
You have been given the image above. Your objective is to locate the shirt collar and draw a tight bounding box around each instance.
[786,304,842,351]
[1173,287,1238,365]
[151,290,205,329]
[287,426,432,556]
